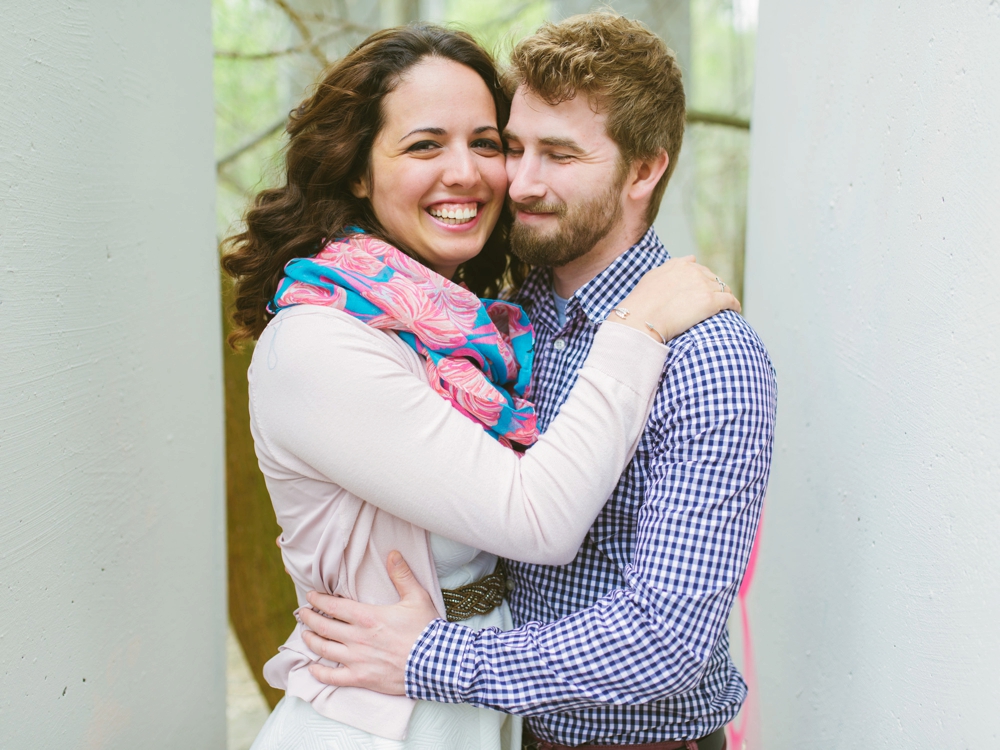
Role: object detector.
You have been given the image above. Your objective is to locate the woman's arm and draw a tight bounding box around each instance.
[251,306,664,565]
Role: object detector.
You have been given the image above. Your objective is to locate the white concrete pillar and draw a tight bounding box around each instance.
[743,2,1000,747]
[0,2,225,747]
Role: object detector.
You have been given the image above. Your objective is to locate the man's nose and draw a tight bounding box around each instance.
[506,152,545,205]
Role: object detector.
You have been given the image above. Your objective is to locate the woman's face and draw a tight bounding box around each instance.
[353,56,507,279]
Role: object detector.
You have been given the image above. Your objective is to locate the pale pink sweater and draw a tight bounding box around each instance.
[248,305,668,739]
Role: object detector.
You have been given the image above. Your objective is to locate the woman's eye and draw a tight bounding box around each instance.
[407,140,439,152]
[472,138,502,152]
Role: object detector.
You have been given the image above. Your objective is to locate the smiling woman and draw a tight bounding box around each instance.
[348,56,508,280]
[221,25,525,348]
[222,26,536,750]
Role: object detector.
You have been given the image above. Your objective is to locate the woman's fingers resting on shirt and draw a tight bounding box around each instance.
[610,258,742,342]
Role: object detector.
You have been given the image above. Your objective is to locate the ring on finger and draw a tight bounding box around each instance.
[715,276,726,292]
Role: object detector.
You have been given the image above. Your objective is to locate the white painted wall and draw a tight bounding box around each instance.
[743,2,1000,747]
[0,2,225,748]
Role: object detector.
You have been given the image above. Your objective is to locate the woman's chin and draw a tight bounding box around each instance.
[417,222,496,263]
[424,238,488,272]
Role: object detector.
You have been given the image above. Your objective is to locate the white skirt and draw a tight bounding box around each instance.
[250,693,519,750]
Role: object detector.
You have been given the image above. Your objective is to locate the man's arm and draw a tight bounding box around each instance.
[302,325,776,712]
[404,330,775,713]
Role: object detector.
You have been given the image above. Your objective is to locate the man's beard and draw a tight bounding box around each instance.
[508,172,626,267]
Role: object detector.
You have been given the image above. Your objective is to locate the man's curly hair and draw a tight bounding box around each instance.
[505,12,686,225]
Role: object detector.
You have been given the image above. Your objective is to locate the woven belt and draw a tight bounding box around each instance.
[441,559,508,622]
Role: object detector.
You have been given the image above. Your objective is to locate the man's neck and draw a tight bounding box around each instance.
[551,222,649,298]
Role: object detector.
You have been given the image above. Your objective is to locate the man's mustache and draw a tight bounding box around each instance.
[508,199,568,218]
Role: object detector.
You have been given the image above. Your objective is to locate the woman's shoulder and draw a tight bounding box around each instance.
[265,303,378,336]
[251,305,422,382]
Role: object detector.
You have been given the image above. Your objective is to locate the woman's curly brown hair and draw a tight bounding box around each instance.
[221,24,528,346]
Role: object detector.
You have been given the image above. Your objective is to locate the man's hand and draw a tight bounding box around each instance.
[299,551,440,696]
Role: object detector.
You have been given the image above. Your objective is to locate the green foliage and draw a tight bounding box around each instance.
[213,0,293,238]
[443,0,551,60]
[689,0,756,299]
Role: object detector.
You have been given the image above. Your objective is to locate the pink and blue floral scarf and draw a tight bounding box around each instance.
[269,232,538,448]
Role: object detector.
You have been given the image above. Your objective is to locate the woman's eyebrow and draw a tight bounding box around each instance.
[398,127,446,142]
[398,125,497,142]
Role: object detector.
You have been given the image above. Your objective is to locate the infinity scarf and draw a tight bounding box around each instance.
[269,232,538,447]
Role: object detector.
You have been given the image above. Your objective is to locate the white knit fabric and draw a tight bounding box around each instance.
[251,537,521,750]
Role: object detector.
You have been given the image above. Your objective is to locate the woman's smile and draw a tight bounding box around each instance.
[426,201,480,225]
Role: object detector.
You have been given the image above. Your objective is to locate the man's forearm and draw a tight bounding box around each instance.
[406,584,734,715]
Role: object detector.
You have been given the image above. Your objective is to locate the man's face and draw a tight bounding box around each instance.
[503,87,628,267]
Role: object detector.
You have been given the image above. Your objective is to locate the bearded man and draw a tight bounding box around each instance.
[299,13,777,750]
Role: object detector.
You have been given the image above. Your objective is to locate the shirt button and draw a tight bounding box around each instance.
[553,338,567,351]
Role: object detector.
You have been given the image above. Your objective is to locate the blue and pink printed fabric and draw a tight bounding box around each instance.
[269,232,538,448]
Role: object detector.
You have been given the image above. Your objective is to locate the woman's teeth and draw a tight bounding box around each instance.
[428,204,478,224]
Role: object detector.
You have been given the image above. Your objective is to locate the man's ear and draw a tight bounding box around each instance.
[626,149,670,203]
[349,173,370,199]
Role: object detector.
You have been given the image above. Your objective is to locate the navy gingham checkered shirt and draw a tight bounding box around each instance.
[406,228,777,745]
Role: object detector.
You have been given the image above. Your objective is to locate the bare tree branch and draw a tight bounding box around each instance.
[215,21,373,61]
[686,109,751,130]
[268,0,329,68]
[463,0,548,32]
[215,45,303,61]
[217,169,249,195]
[217,118,287,173]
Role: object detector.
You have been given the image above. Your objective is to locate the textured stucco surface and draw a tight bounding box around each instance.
[0,2,225,747]
[743,2,1000,747]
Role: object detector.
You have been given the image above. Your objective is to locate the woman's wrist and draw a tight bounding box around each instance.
[605,310,667,344]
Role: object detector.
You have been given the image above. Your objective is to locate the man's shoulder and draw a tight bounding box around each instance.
[642,311,776,441]
[670,310,770,360]
[658,310,776,394]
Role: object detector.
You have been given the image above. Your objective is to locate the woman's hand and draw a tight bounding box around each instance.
[607,256,741,343]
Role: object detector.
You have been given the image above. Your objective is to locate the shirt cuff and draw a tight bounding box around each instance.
[404,618,476,703]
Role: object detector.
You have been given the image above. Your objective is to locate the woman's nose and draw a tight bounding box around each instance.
[442,147,479,187]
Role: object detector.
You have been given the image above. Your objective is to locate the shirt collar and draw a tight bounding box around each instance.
[518,227,670,328]
[516,266,559,331]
